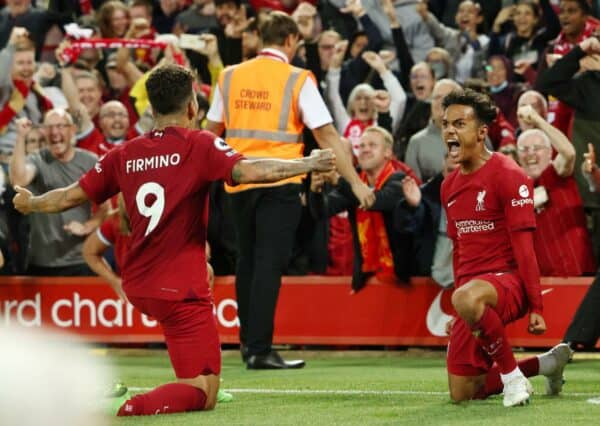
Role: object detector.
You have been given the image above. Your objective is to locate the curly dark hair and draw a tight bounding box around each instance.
[442,88,497,125]
[146,65,194,115]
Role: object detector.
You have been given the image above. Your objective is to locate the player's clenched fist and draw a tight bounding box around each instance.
[308,149,336,172]
[13,185,34,214]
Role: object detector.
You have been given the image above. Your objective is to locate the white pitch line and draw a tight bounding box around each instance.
[128,387,600,397]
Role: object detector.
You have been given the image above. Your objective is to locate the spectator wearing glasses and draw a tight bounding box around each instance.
[515,104,596,276]
[0,28,53,161]
[8,112,108,276]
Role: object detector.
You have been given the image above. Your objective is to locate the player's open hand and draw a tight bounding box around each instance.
[528,312,546,335]
[401,176,421,207]
[309,149,336,172]
[13,185,34,214]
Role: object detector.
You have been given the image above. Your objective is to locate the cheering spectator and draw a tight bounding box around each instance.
[0,28,53,160]
[309,126,418,292]
[393,62,435,160]
[335,0,384,103]
[489,0,560,79]
[543,0,598,136]
[9,113,107,276]
[486,54,526,127]
[516,104,596,276]
[428,0,501,31]
[327,45,405,155]
[405,78,462,183]
[417,0,489,83]
[71,71,103,126]
[97,1,130,39]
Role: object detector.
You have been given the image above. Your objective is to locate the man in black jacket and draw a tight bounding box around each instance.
[309,125,417,291]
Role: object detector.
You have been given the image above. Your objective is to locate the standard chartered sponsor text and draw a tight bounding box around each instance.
[0,293,240,329]
[455,219,495,235]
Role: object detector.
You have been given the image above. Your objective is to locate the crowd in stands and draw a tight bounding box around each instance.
[1,0,600,290]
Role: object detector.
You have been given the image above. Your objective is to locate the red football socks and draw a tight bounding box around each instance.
[117,383,207,416]
[471,306,517,374]
[474,357,540,399]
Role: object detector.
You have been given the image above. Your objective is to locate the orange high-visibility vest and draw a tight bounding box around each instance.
[218,55,314,192]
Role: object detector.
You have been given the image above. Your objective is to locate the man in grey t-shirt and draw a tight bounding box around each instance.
[9,110,108,275]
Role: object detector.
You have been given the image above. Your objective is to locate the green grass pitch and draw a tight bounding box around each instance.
[105,348,600,425]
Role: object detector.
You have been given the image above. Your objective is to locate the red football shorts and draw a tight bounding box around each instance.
[447,272,528,376]
[129,297,221,378]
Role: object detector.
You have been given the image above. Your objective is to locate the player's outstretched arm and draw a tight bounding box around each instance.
[231,149,336,184]
[311,123,375,209]
[82,232,128,302]
[13,182,90,215]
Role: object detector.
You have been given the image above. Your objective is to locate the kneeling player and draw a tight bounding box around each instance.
[441,89,571,407]
[13,65,336,416]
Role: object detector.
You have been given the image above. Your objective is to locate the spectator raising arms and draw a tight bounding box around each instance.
[417,0,489,83]
[516,104,596,276]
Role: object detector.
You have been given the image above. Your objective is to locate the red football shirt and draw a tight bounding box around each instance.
[79,127,244,301]
[442,153,536,285]
[533,166,596,276]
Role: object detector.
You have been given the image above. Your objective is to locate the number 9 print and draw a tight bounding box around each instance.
[136,182,165,236]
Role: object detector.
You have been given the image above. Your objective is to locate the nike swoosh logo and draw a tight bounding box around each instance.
[447,200,457,208]
[542,288,553,296]
[426,290,454,337]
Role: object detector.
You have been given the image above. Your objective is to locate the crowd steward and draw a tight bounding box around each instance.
[1,0,599,305]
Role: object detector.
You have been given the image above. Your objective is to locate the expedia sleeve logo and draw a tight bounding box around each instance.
[214,137,232,151]
[511,184,534,207]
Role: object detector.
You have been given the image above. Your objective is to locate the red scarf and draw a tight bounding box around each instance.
[356,160,397,281]
[0,80,53,133]
[344,118,373,158]
[60,38,185,66]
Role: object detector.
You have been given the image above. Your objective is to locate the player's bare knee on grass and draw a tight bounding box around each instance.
[448,381,476,403]
[448,374,483,403]
[177,373,220,410]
